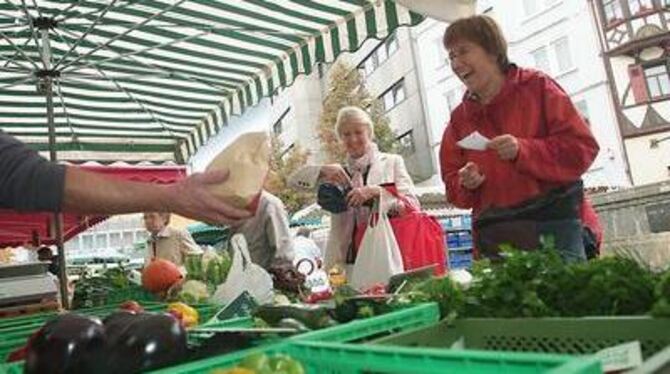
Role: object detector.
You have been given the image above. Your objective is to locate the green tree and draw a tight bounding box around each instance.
[265,135,315,214]
[317,59,397,163]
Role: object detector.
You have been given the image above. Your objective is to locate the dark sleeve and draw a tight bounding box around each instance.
[0,131,66,211]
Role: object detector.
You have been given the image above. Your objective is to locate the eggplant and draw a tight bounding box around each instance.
[187,331,257,362]
[24,314,106,374]
[102,310,153,344]
[104,312,188,373]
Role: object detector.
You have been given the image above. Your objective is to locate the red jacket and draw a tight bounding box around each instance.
[439,66,599,217]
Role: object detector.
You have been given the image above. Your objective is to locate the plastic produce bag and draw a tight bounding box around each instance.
[350,193,404,290]
[206,132,270,213]
[211,234,274,305]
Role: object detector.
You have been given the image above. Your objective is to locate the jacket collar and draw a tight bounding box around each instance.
[463,64,529,108]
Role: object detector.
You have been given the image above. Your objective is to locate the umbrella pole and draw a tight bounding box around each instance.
[39,20,69,309]
[46,77,69,309]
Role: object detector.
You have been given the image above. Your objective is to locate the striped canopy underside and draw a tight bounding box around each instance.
[0,0,423,163]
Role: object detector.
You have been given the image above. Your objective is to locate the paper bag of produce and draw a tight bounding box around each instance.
[205,132,270,213]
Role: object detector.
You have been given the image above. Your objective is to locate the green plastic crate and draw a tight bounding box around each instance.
[0,302,216,362]
[372,317,670,358]
[293,302,440,343]
[372,317,670,373]
[72,285,158,309]
[0,303,167,345]
[186,303,440,365]
[150,340,601,374]
[188,316,255,346]
[0,303,439,373]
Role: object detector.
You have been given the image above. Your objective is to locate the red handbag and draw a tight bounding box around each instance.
[353,184,446,275]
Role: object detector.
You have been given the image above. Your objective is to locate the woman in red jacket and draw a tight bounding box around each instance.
[439,16,599,262]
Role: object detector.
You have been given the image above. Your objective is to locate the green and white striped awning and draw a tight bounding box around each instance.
[0,0,424,163]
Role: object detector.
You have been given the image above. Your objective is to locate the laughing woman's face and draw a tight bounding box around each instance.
[448,39,500,96]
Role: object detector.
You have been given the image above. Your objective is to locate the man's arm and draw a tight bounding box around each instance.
[0,130,251,224]
[62,165,250,224]
[0,131,65,211]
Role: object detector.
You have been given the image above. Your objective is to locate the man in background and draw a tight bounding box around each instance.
[143,212,201,267]
[228,191,294,269]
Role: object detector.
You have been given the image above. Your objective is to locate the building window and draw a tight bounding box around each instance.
[386,34,399,56]
[531,46,551,73]
[109,232,122,249]
[95,234,107,249]
[552,37,574,73]
[68,238,81,252]
[273,120,282,135]
[574,100,590,122]
[81,235,94,250]
[317,62,325,79]
[135,230,148,243]
[272,107,290,135]
[628,0,653,14]
[280,143,295,160]
[122,231,134,247]
[381,79,406,112]
[665,0,670,8]
[644,62,670,99]
[358,33,399,77]
[603,0,624,25]
[397,130,415,155]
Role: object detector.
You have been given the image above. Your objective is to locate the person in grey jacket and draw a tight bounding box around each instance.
[0,130,250,224]
[228,190,295,269]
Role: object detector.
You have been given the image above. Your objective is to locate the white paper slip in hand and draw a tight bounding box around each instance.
[457,131,490,151]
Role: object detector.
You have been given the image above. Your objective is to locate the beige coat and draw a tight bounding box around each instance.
[145,226,201,266]
[289,152,419,269]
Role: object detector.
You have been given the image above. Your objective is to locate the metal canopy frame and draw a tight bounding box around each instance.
[0,0,425,308]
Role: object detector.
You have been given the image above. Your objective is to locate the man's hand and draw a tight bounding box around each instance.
[458,162,485,190]
[488,134,519,161]
[319,164,350,186]
[164,169,252,225]
[346,186,380,207]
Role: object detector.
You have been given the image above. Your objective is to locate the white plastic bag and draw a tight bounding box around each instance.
[350,193,404,290]
[212,234,274,305]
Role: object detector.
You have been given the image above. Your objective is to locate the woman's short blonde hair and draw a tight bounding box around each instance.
[335,106,374,140]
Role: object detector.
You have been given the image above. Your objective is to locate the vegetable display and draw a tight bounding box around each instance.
[210,353,305,374]
[22,310,187,374]
[142,259,183,293]
[652,270,670,317]
[72,265,138,309]
[405,249,669,319]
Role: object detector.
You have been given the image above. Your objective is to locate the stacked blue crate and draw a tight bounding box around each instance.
[440,214,473,269]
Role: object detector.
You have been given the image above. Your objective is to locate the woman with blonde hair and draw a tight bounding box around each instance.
[290,106,419,270]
